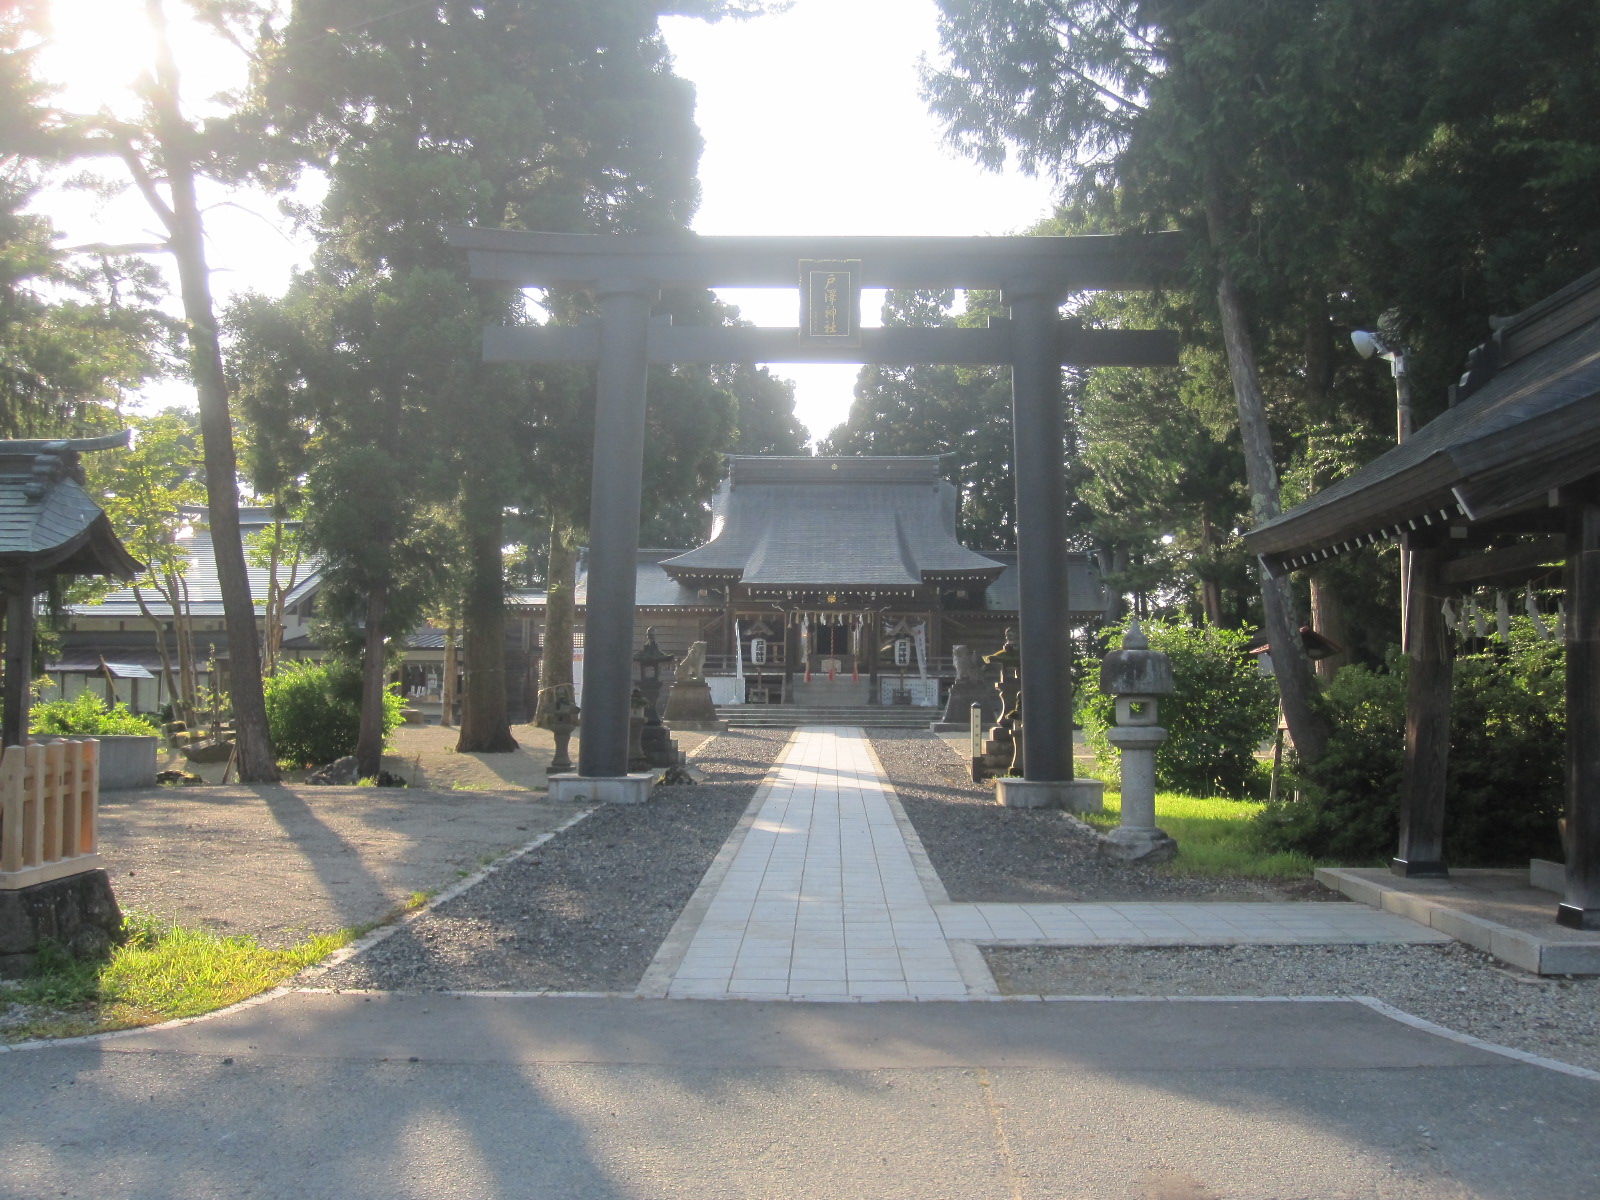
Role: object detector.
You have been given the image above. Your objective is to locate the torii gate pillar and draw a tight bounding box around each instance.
[573,282,655,787]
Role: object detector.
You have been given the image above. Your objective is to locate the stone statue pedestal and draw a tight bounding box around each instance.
[663,680,724,731]
[930,678,996,733]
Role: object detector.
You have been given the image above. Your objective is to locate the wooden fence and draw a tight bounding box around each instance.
[0,739,101,890]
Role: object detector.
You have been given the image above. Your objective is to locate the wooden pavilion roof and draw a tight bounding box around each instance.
[1245,268,1600,575]
[0,433,141,588]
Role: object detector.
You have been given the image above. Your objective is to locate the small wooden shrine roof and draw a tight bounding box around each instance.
[1246,268,1600,574]
[661,456,1006,590]
[0,433,141,587]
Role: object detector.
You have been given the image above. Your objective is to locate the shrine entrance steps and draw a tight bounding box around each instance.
[789,678,871,706]
[717,705,937,729]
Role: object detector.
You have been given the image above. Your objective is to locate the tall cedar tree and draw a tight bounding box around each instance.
[254,2,770,752]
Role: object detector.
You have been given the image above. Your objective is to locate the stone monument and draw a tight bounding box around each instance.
[662,639,725,731]
[1098,620,1178,862]
[931,644,996,733]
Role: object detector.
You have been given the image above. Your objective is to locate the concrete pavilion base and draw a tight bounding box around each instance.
[546,773,654,805]
[995,777,1105,813]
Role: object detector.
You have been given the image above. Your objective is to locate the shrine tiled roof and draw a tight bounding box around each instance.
[662,456,1005,588]
[80,508,318,618]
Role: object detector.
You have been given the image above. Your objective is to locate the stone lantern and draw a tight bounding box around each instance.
[1098,620,1178,862]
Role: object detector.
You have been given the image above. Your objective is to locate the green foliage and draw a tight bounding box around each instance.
[1256,620,1566,865]
[262,661,402,767]
[29,692,158,737]
[1080,617,1277,799]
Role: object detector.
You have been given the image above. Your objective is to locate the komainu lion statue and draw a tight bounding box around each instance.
[678,640,708,682]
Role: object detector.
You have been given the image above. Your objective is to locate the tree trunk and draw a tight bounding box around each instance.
[455,497,517,752]
[145,0,277,780]
[1309,573,1351,680]
[1199,501,1224,626]
[133,584,178,720]
[440,621,458,728]
[354,582,389,779]
[1206,201,1332,763]
[535,517,578,726]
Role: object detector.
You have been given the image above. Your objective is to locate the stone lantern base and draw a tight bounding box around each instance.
[1099,825,1178,863]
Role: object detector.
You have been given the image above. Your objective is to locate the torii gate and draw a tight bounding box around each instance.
[451,229,1182,803]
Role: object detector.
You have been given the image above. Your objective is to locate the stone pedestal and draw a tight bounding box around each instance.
[662,680,725,731]
[546,773,653,805]
[930,679,996,733]
[995,777,1104,812]
[0,869,121,977]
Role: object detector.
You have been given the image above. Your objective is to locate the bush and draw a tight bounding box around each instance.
[262,660,402,767]
[1255,618,1565,866]
[30,692,158,737]
[1079,617,1277,798]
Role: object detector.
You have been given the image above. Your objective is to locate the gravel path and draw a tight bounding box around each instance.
[869,730,1330,903]
[320,729,790,993]
[988,943,1600,1073]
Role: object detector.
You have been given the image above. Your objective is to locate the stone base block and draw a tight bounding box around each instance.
[994,777,1105,813]
[663,681,719,725]
[1100,825,1178,864]
[928,722,972,733]
[0,869,122,977]
[668,720,727,732]
[1530,858,1565,895]
[546,773,654,805]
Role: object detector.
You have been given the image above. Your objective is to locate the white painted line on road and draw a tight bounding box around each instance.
[1353,995,1600,1083]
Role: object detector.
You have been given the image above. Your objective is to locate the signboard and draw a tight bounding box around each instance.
[798,259,862,348]
[894,638,912,667]
[750,637,768,665]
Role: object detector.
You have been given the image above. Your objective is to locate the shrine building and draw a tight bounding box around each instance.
[538,455,1106,708]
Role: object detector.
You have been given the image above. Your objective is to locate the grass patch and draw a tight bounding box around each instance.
[3,914,349,1042]
[1081,790,1318,879]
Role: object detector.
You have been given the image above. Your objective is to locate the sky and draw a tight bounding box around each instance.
[35,0,1060,444]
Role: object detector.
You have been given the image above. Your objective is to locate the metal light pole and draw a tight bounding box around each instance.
[1352,328,1413,644]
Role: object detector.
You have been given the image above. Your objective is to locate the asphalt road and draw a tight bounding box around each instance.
[0,993,1593,1199]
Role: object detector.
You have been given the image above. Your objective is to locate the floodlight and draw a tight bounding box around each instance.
[1350,329,1387,359]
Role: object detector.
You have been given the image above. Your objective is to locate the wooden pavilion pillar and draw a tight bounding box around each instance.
[1394,544,1452,876]
[1560,496,1600,929]
[2,570,37,748]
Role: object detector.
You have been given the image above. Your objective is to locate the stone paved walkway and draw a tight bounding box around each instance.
[656,727,1450,1000]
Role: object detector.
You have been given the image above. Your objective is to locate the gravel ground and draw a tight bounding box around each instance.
[869,730,1330,903]
[988,942,1600,1073]
[319,728,789,993]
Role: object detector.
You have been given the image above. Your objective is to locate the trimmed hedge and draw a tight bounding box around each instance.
[263,660,402,768]
[31,692,159,736]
